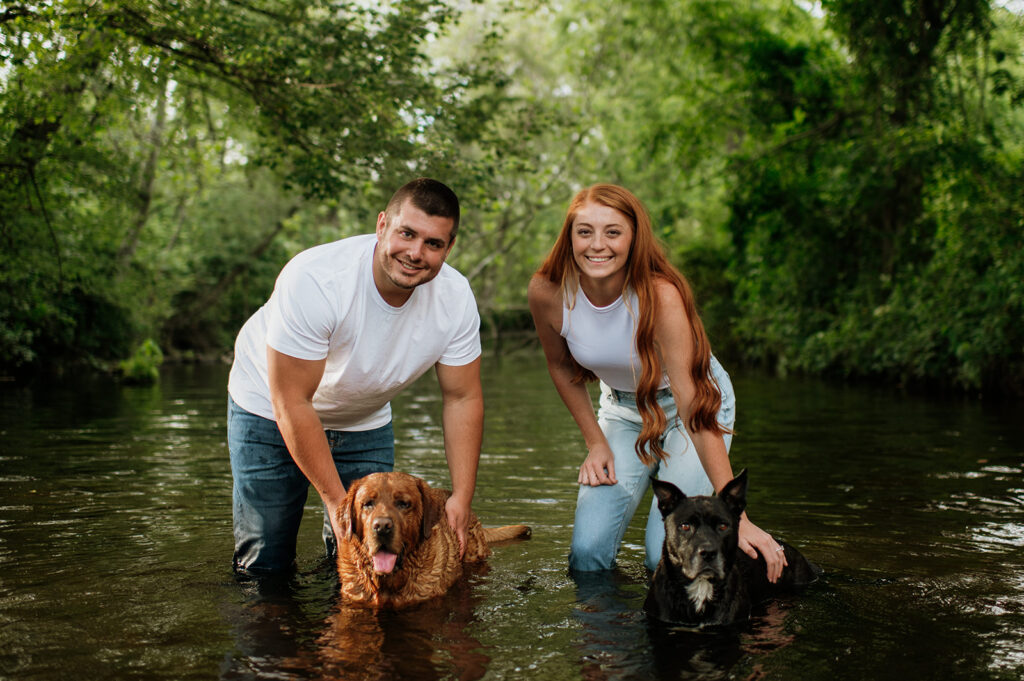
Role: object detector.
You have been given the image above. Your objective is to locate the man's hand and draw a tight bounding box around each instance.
[444,494,472,558]
[327,499,346,545]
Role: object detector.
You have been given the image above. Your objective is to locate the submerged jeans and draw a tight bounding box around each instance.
[227,396,394,575]
[568,356,736,573]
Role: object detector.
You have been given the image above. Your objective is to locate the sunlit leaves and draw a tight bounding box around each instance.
[0,0,458,369]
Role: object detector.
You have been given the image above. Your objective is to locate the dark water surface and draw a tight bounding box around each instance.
[2,353,1023,680]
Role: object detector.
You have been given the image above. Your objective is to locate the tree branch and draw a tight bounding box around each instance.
[27,166,64,293]
[166,207,297,331]
[0,6,33,24]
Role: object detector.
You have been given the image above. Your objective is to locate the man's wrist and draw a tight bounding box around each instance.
[448,489,474,507]
[321,486,347,513]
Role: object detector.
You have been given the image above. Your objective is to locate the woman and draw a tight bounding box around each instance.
[528,183,785,579]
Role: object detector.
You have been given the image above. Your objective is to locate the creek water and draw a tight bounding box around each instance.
[1,352,1022,680]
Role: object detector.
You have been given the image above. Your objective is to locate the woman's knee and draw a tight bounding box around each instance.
[569,532,617,571]
[569,488,624,571]
[710,356,736,431]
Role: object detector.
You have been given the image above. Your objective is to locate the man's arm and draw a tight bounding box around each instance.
[266,347,347,538]
[434,357,484,557]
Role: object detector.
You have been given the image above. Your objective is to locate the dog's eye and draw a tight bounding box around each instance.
[679,523,691,532]
[362,500,375,509]
[395,500,411,510]
[717,522,729,531]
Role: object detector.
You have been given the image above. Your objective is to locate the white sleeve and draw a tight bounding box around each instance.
[438,286,482,366]
[264,259,335,361]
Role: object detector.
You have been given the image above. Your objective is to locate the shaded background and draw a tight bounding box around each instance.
[2,0,1023,394]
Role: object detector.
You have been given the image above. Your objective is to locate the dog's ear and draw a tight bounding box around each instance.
[651,477,686,517]
[719,469,748,517]
[337,479,361,540]
[418,478,443,542]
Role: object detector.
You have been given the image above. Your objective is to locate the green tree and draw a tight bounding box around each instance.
[548,0,1023,392]
[726,0,1024,392]
[388,0,588,344]
[1,0,457,371]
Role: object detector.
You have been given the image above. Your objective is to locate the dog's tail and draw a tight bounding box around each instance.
[483,525,531,544]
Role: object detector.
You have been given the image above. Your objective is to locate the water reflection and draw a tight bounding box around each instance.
[1,360,1023,680]
[222,565,491,680]
[311,589,491,680]
[570,568,806,681]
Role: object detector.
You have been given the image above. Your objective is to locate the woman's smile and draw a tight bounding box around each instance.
[571,201,633,289]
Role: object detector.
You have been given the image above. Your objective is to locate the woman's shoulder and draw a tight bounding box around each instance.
[528,273,561,304]
[651,275,684,306]
[648,276,692,332]
[528,274,565,334]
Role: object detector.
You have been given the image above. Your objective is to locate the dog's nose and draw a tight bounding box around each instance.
[372,517,394,536]
[699,548,718,561]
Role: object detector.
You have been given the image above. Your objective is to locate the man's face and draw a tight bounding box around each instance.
[373,200,456,304]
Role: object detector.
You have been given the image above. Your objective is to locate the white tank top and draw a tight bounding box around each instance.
[560,289,669,392]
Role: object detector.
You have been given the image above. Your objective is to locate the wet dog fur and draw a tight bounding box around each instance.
[335,471,530,609]
[644,470,818,626]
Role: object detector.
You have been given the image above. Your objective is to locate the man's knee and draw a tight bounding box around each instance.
[233,535,298,575]
[233,512,303,575]
[232,483,306,575]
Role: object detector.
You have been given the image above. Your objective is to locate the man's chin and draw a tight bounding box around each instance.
[391,277,417,289]
[390,267,435,289]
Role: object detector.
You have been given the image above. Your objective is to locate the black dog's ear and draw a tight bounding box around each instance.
[651,477,686,517]
[719,469,749,516]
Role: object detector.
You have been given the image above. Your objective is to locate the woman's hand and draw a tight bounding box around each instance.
[738,513,788,583]
[578,443,617,486]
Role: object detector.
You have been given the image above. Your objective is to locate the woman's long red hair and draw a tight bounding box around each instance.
[535,184,726,464]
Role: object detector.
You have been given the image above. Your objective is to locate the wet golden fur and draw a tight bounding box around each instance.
[336,471,529,609]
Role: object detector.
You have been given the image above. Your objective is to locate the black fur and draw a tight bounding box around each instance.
[644,470,818,626]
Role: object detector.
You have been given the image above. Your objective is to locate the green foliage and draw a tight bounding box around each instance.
[2,0,1021,395]
[796,142,1024,392]
[119,338,164,385]
[544,0,1023,393]
[406,1,587,331]
[674,239,740,361]
[0,0,460,372]
[718,0,1024,392]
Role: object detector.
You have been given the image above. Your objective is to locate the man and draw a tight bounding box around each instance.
[227,178,483,576]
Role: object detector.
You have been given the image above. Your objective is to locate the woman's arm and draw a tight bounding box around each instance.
[528,275,617,486]
[651,279,787,582]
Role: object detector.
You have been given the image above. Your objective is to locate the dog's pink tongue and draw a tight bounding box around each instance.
[372,551,398,574]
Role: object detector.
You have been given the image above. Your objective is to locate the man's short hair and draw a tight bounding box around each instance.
[384,178,461,240]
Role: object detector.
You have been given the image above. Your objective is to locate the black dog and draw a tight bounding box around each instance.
[644,470,818,626]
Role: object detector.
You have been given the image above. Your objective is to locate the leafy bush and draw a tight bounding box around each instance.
[119,339,164,385]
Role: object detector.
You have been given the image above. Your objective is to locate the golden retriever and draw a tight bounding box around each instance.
[336,471,530,609]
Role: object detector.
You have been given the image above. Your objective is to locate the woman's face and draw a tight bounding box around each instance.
[570,201,634,287]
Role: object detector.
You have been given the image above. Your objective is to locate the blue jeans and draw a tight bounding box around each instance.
[568,356,736,572]
[227,396,394,575]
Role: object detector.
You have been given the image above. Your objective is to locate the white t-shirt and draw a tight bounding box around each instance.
[228,234,481,430]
